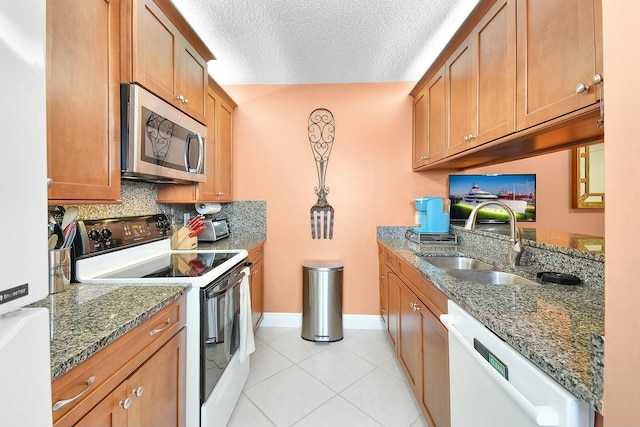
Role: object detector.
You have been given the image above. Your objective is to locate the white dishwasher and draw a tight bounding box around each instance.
[440,301,592,427]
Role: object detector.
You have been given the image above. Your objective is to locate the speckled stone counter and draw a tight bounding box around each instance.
[378,226,604,413]
[29,284,189,380]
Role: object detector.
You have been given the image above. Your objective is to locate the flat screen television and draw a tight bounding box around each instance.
[448,174,536,224]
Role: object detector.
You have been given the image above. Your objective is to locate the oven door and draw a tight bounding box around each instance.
[199,265,246,403]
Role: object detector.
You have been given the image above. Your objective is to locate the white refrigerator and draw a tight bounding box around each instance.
[0,0,53,425]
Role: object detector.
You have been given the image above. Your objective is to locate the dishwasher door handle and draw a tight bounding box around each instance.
[440,314,560,427]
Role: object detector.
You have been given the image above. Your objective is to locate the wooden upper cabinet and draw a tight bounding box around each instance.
[157,79,236,203]
[123,0,210,124]
[476,0,516,143]
[446,0,515,157]
[446,39,477,157]
[413,66,446,169]
[46,0,121,203]
[516,0,602,130]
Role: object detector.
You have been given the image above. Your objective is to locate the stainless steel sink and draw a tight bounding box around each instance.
[421,256,494,270]
[443,269,537,286]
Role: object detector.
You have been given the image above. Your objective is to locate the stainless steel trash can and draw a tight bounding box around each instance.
[301,261,344,342]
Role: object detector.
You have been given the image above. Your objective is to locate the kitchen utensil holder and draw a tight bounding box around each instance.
[48,247,71,293]
[172,226,198,249]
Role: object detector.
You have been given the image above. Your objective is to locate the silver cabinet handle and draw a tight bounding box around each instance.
[52,376,95,411]
[410,302,421,312]
[176,95,185,103]
[149,318,171,336]
[592,74,603,85]
[184,98,189,105]
[119,397,132,410]
[576,83,590,94]
[47,178,53,187]
[132,386,144,398]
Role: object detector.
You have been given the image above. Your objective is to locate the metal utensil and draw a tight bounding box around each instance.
[308,108,336,239]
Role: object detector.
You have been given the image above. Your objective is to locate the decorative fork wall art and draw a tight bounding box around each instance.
[308,108,335,239]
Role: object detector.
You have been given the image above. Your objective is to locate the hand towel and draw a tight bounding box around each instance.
[238,267,255,362]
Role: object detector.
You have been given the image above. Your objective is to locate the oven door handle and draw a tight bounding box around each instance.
[206,270,248,299]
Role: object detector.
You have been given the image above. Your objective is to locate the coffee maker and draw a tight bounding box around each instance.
[414,196,450,233]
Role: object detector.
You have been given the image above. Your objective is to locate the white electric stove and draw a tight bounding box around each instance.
[74,214,250,427]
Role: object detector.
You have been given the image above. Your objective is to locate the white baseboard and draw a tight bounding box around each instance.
[260,313,384,330]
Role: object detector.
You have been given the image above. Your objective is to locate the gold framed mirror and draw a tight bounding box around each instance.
[572,142,604,208]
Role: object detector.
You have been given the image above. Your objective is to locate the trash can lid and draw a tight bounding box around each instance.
[302,260,344,270]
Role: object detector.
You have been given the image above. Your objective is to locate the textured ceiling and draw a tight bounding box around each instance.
[170,0,479,85]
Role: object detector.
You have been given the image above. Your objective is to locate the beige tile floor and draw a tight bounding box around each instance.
[228,327,429,427]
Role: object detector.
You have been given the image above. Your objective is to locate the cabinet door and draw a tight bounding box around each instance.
[386,271,400,351]
[446,0,515,157]
[422,304,450,427]
[446,38,477,157]
[413,67,446,169]
[213,99,234,201]
[475,0,516,144]
[250,256,264,332]
[134,0,179,107]
[74,383,128,427]
[516,0,601,129]
[179,43,207,122]
[398,283,423,396]
[46,0,120,203]
[128,329,186,427]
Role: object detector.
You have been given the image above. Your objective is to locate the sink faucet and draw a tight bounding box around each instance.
[463,201,524,268]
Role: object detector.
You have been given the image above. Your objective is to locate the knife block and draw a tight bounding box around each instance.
[171,226,198,250]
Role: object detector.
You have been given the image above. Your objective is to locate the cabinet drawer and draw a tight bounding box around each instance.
[384,249,397,269]
[398,259,448,316]
[248,242,265,262]
[52,296,186,426]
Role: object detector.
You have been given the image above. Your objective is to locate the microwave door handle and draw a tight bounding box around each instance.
[184,132,204,173]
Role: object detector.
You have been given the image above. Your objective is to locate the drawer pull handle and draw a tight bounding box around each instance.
[132,386,144,398]
[410,302,421,312]
[149,318,171,336]
[52,375,95,411]
[119,397,132,410]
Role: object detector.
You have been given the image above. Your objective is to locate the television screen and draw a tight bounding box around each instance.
[448,174,536,223]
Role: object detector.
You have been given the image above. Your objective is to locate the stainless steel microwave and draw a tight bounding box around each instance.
[120,83,207,183]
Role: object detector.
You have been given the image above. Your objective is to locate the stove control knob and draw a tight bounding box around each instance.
[88,229,101,241]
[101,228,113,240]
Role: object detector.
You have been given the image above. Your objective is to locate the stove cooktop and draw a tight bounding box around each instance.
[98,251,239,279]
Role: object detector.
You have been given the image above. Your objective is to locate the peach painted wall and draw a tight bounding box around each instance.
[602,0,640,424]
[224,82,604,317]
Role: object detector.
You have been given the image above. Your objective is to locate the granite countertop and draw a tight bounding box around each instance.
[378,232,604,413]
[29,284,190,380]
[28,236,264,382]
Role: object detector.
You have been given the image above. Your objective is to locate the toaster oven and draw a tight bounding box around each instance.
[197,218,230,242]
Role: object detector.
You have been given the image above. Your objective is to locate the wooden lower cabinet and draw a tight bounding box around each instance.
[76,329,186,427]
[420,294,450,427]
[379,243,450,427]
[387,270,400,351]
[52,297,187,427]
[248,242,265,332]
